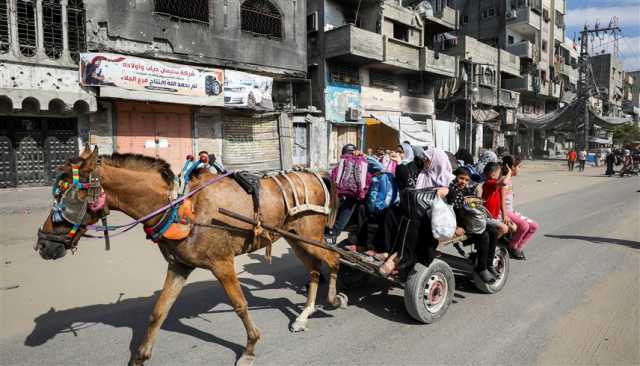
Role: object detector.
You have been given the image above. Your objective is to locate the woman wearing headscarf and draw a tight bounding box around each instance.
[475,149,498,181]
[379,147,454,275]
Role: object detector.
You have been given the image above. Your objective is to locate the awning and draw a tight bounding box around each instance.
[472,108,500,122]
[0,88,97,113]
[588,136,612,144]
[370,113,433,147]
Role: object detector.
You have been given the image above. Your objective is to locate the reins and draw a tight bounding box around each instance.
[84,172,233,238]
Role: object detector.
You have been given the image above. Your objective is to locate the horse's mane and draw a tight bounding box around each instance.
[100,153,175,185]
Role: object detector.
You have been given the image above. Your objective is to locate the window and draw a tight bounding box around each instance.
[154,0,209,24]
[17,0,37,57]
[241,0,283,39]
[67,0,86,63]
[542,40,547,52]
[0,0,9,53]
[370,69,396,89]
[393,22,409,42]
[555,11,564,27]
[329,64,359,84]
[542,8,550,22]
[481,7,496,19]
[508,35,514,45]
[42,0,63,59]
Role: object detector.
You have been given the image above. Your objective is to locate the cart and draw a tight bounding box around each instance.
[219,208,510,325]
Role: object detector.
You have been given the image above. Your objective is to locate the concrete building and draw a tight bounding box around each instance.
[308,0,458,162]
[0,0,96,187]
[624,71,640,124]
[1,0,323,189]
[591,53,625,118]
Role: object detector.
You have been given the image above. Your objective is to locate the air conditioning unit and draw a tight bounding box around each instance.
[346,108,361,122]
[506,9,517,19]
[307,12,318,33]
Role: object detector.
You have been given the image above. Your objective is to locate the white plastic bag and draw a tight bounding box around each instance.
[430,196,457,240]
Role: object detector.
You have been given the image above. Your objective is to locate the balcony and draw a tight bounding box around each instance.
[504,74,535,93]
[474,86,498,106]
[507,41,536,60]
[506,7,541,36]
[324,25,384,64]
[382,36,421,71]
[559,63,578,82]
[500,49,521,77]
[554,25,565,42]
[420,48,456,78]
[424,6,459,31]
[473,87,520,109]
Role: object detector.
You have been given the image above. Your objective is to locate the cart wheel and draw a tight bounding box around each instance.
[404,259,455,324]
[473,247,510,294]
[337,265,369,290]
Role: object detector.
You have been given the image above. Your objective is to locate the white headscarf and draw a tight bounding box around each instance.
[416,147,455,189]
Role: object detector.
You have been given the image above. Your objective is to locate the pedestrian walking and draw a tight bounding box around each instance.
[567,149,577,171]
[605,150,616,176]
[577,149,587,172]
[620,150,633,177]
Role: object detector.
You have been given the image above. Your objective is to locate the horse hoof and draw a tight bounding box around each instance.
[337,292,349,309]
[236,354,256,366]
[290,320,308,332]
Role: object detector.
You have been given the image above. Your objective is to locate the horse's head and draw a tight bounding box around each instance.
[36,145,107,260]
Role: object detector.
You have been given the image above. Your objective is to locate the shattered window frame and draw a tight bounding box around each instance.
[0,0,9,53]
[43,0,64,59]
[17,0,38,57]
[153,0,210,24]
[240,0,283,40]
[67,0,86,63]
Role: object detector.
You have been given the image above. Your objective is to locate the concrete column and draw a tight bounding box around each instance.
[61,0,70,62]
[36,0,44,58]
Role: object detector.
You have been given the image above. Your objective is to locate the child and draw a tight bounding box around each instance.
[502,156,539,259]
[481,162,509,238]
[446,167,499,283]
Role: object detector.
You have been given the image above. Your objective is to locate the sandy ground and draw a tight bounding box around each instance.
[0,161,638,365]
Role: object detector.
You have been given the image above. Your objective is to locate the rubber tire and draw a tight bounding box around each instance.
[337,264,369,290]
[404,259,455,324]
[211,81,221,95]
[473,247,510,294]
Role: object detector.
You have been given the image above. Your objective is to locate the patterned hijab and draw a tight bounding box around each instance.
[416,147,455,189]
[475,150,498,174]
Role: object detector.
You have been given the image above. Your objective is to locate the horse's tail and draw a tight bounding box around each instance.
[322,175,339,230]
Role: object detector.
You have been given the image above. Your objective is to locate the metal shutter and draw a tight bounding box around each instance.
[222,113,281,172]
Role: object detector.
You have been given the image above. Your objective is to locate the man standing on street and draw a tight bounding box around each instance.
[567,149,577,171]
[577,148,587,172]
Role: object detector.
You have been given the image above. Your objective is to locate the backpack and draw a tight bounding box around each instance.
[366,172,398,214]
[331,155,370,200]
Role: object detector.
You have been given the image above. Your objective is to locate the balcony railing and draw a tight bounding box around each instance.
[421,48,456,78]
[424,6,458,30]
[500,89,520,109]
[507,41,535,60]
[324,25,384,63]
[383,36,421,71]
[504,74,536,93]
[500,49,521,77]
[506,7,541,35]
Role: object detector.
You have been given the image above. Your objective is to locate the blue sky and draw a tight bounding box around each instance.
[566,0,640,70]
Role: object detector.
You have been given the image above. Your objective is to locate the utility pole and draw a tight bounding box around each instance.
[577,19,620,151]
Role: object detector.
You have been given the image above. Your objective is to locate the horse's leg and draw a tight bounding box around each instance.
[288,242,322,332]
[323,252,344,308]
[131,262,193,365]
[211,258,261,366]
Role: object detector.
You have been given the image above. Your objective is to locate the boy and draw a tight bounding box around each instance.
[446,167,499,283]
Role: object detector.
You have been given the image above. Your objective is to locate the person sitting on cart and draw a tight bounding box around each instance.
[378,147,453,276]
[445,167,499,283]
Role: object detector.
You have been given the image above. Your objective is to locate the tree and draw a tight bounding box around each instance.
[612,124,640,146]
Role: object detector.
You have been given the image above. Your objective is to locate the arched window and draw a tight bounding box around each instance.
[67,0,86,63]
[0,0,9,53]
[154,0,209,24]
[17,0,37,57]
[43,0,63,59]
[240,0,282,39]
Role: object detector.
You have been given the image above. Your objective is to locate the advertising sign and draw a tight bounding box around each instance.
[326,82,362,123]
[79,53,224,106]
[224,70,274,111]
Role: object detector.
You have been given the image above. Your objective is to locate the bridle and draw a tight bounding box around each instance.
[38,159,111,253]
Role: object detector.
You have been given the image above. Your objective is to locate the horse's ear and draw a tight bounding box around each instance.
[81,145,99,172]
[80,143,92,159]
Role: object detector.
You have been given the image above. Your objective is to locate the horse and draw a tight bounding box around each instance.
[35,145,343,366]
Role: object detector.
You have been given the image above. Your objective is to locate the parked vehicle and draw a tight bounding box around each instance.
[224,77,268,108]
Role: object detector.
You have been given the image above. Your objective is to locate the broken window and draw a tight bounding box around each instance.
[43,0,63,59]
[329,64,359,84]
[370,69,396,89]
[393,22,409,42]
[241,0,282,39]
[17,0,37,57]
[0,0,9,53]
[67,0,86,63]
[154,0,210,24]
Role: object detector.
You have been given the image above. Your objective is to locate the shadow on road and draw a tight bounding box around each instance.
[545,234,639,250]
[23,249,333,361]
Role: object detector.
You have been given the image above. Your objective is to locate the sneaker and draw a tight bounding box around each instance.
[508,247,526,260]
[477,269,496,283]
[324,233,336,246]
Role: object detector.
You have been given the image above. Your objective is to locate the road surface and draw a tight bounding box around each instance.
[1,161,638,365]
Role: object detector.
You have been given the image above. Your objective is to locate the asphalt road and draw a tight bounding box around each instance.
[1,163,639,365]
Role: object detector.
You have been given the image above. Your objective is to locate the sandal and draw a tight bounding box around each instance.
[378,253,399,276]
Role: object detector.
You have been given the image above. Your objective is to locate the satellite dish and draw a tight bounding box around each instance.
[415,1,434,17]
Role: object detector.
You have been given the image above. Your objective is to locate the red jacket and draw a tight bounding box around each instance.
[567,151,577,161]
[482,179,502,219]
